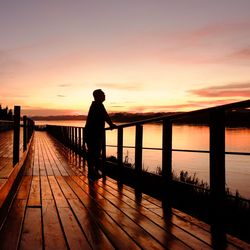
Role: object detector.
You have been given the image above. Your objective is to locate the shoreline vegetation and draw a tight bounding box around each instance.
[31,109,250,127]
[0,105,13,120]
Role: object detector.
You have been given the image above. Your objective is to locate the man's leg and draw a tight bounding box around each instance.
[86,142,95,178]
[93,140,102,175]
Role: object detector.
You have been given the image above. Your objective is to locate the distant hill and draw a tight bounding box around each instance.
[31,115,87,121]
[31,109,250,127]
[110,112,177,123]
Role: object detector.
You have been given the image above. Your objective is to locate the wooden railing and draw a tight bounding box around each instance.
[46,99,250,215]
[0,106,35,166]
[104,99,250,210]
[0,106,35,227]
[13,106,35,166]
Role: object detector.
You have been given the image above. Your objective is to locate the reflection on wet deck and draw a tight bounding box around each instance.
[0,131,249,249]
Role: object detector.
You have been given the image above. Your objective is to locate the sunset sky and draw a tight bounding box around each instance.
[1,0,250,116]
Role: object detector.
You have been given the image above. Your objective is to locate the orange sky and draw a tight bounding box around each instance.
[1,1,250,116]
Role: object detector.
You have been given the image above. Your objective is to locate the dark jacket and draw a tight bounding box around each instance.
[85,101,112,142]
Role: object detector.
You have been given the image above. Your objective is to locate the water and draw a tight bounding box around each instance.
[36,120,250,199]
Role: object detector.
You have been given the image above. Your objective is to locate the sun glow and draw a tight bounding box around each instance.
[1,1,250,116]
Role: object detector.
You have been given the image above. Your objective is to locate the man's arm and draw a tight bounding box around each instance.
[102,105,116,128]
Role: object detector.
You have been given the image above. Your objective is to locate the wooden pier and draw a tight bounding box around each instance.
[0,131,249,249]
[1,101,250,249]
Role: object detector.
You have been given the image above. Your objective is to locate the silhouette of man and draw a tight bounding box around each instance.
[85,89,116,179]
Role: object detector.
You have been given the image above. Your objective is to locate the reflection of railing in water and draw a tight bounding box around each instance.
[46,100,250,213]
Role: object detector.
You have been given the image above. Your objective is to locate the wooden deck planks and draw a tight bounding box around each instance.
[0,199,27,250]
[70,176,184,250]
[107,176,213,242]
[68,198,115,250]
[0,175,29,250]
[42,199,68,250]
[19,207,43,250]
[0,131,249,250]
[92,178,212,250]
[0,130,13,179]
[27,176,41,207]
[65,176,141,249]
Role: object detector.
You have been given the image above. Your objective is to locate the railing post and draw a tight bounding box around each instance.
[67,127,70,148]
[162,119,173,197]
[68,127,70,149]
[72,127,74,150]
[23,115,27,151]
[62,126,66,145]
[82,127,87,161]
[59,126,62,142]
[78,127,81,156]
[27,119,30,143]
[209,108,225,217]
[117,127,123,181]
[71,127,74,151]
[70,127,73,150]
[102,131,107,178]
[13,106,20,166]
[74,127,77,153]
[135,125,143,181]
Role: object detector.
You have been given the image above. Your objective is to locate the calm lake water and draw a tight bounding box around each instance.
[36,120,250,199]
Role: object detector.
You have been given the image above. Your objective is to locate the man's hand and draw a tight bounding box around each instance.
[109,123,117,130]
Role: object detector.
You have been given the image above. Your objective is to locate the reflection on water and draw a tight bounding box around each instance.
[36,120,250,199]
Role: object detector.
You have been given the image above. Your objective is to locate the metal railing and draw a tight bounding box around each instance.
[105,99,250,211]
[46,99,250,214]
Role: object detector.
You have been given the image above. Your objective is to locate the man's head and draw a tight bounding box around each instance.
[93,89,105,103]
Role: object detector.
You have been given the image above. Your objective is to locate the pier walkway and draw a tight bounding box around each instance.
[0,129,24,189]
[0,131,249,249]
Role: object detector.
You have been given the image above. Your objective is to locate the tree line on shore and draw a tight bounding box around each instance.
[0,105,13,121]
[31,109,250,127]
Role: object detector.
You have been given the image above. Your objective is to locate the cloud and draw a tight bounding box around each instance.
[189,82,250,98]
[0,51,24,80]
[180,22,250,45]
[58,84,71,87]
[152,22,250,65]
[226,47,250,61]
[21,108,77,116]
[0,93,29,98]
[111,105,126,108]
[57,94,66,97]
[95,82,144,91]
[126,98,240,113]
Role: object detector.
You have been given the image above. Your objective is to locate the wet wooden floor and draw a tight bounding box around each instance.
[0,131,249,249]
[0,129,24,189]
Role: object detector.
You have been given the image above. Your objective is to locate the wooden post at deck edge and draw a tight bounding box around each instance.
[209,108,226,218]
[13,106,20,166]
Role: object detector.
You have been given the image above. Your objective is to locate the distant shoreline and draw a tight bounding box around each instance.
[31,110,250,127]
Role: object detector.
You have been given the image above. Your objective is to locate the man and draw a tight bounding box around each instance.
[85,89,116,179]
